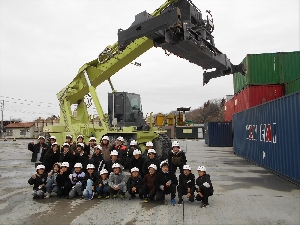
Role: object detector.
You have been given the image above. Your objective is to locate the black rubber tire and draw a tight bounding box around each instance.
[153,133,172,160]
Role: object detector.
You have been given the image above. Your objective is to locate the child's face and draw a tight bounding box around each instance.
[149,168,156,175]
[77,137,83,143]
[53,165,59,173]
[111,155,117,161]
[63,146,69,152]
[183,169,190,176]
[113,167,120,174]
[37,168,44,175]
[53,145,58,152]
[198,171,205,177]
[148,153,155,159]
[90,140,96,147]
[74,167,81,173]
[173,147,179,153]
[61,166,68,172]
[95,149,101,155]
[102,140,108,145]
[161,165,169,173]
[77,146,82,152]
[134,154,140,159]
[101,173,108,179]
[131,171,139,178]
[87,168,94,174]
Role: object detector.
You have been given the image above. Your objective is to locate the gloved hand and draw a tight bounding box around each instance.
[203,182,210,188]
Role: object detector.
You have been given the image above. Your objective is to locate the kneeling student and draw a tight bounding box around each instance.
[127,167,143,200]
[45,163,60,198]
[195,166,214,208]
[96,169,110,199]
[69,163,85,199]
[28,164,47,199]
[142,164,157,203]
[177,165,195,204]
[83,164,97,200]
[108,163,126,199]
[154,160,178,205]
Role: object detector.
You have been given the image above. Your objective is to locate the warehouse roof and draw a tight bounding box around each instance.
[5,122,35,128]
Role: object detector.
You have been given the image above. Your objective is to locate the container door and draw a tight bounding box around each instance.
[198,128,203,139]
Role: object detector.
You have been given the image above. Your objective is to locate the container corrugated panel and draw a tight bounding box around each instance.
[285,77,300,95]
[233,91,300,184]
[234,85,283,113]
[233,53,281,94]
[204,122,233,147]
[225,98,235,122]
[280,51,300,83]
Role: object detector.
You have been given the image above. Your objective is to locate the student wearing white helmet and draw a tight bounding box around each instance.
[168,141,186,174]
[142,164,157,203]
[28,135,48,163]
[86,137,97,160]
[128,149,145,177]
[142,141,154,159]
[45,136,57,157]
[56,162,72,198]
[142,149,161,176]
[100,135,111,162]
[92,145,105,172]
[177,165,196,204]
[44,163,61,198]
[108,163,126,199]
[127,167,143,200]
[69,163,85,199]
[75,143,89,173]
[28,164,47,199]
[109,136,128,167]
[82,164,97,200]
[195,166,214,208]
[127,140,141,159]
[105,150,121,174]
[59,143,75,169]
[95,169,110,199]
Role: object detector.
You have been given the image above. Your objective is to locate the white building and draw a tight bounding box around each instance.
[5,122,35,138]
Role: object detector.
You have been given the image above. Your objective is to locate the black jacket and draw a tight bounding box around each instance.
[59,151,75,168]
[28,142,48,162]
[179,173,196,192]
[28,173,47,191]
[129,157,145,174]
[43,149,60,172]
[196,174,214,194]
[75,152,89,172]
[56,171,71,188]
[92,153,103,171]
[154,171,178,190]
[168,150,186,166]
[127,175,143,190]
[105,158,121,174]
[142,157,161,176]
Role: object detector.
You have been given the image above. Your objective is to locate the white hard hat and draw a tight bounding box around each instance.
[172,141,180,147]
[117,136,124,142]
[36,164,45,170]
[148,149,156,154]
[61,162,69,167]
[133,149,142,155]
[102,136,109,141]
[74,163,83,168]
[110,150,118,156]
[112,163,121,169]
[131,167,139,173]
[51,142,59,147]
[77,135,84,139]
[146,141,153,147]
[38,136,45,140]
[95,145,102,150]
[89,137,96,141]
[100,169,108,175]
[130,140,137,145]
[50,136,56,140]
[86,164,95,169]
[160,160,169,168]
[148,164,157,171]
[183,165,191,171]
[62,143,70,147]
[77,143,84,148]
[66,135,72,139]
[197,166,206,171]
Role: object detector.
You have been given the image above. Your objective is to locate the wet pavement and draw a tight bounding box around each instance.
[0,139,299,225]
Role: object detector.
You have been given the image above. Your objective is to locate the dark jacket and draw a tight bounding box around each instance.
[28,142,48,162]
[127,175,143,190]
[75,152,89,172]
[196,174,214,195]
[42,149,60,172]
[59,151,75,168]
[154,170,178,190]
[56,171,71,188]
[129,157,145,174]
[168,150,186,166]
[28,173,47,191]
[82,172,97,188]
[105,158,121,174]
[142,157,161,176]
[143,173,156,192]
[92,153,103,171]
[179,173,196,192]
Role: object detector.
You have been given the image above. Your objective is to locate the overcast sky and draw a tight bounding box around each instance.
[0,0,299,122]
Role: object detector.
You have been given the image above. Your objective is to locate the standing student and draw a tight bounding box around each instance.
[100,136,111,162]
[168,141,186,174]
[28,136,48,162]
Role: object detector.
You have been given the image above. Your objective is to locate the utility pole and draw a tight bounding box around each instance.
[0,100,4,137]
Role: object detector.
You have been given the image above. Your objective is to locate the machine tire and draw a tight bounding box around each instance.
[153,133,171,160]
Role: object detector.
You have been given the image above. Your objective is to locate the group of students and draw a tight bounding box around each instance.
[28,135,214,208]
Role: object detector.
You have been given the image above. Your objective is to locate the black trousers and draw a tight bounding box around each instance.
[57,182,72,197]
[171,164,184,174]
[156,183,176,201]
[142,185,156,199]
[108,186,125,196]
[128,186,143,197]
[195,187,212,204]
[177,185,194,201]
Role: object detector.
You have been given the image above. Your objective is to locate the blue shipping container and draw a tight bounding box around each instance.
[204,122,233,147]
[233,91,300,184]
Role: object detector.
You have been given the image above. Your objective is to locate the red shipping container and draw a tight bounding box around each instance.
[225,98,235,122]
[234,85,283,113]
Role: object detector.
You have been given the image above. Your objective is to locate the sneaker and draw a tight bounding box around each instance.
[144,198,149,203]
[112,195,117,199]
[88,193,94,200]
[44,193,50,199]
[200,203,209,208]
[105,195,110,199]
[97,195,102,199]
[171,198,176,205]
[178,199,183,204]
[120,195,125,199]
